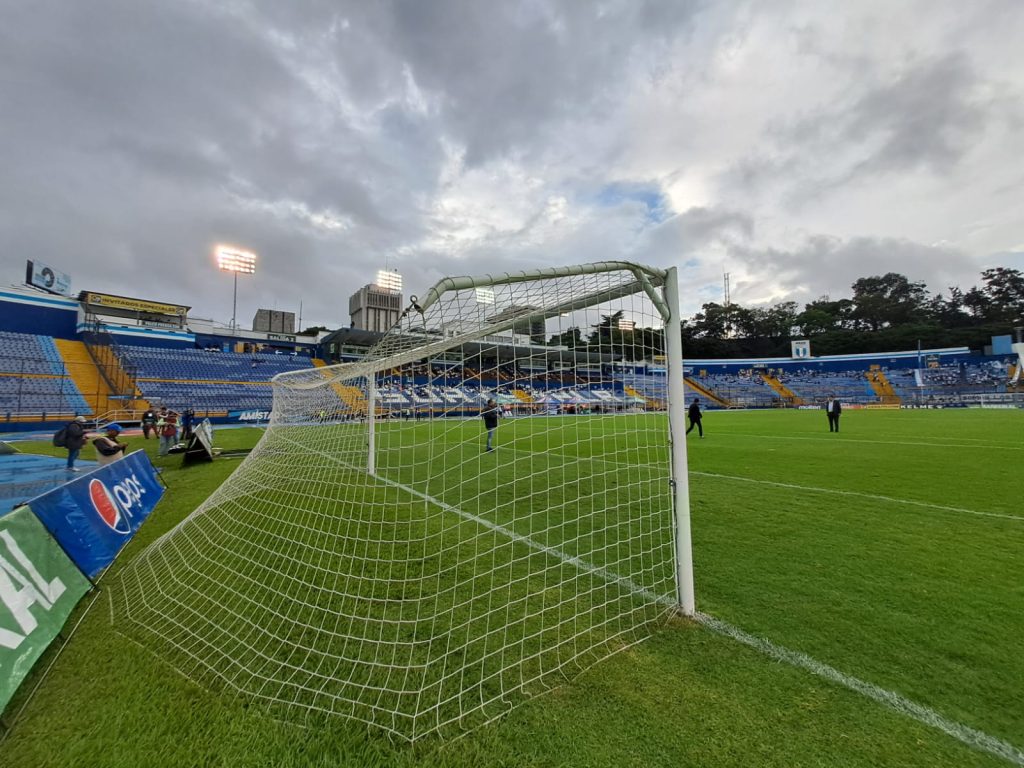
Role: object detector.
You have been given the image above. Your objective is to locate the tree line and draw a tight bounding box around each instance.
[549,267,1024,360]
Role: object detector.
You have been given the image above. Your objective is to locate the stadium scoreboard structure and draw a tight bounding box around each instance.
[79,291,190,329]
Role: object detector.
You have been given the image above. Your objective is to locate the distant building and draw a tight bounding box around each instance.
[487,305,546,344]
[252,309,295,334]
[349,283,403,333]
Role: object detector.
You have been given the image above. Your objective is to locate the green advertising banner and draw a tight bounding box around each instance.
[0,505,91,713]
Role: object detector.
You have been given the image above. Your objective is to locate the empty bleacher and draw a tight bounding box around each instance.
[0,331,91,417]
[119,346,315,413]
[779,370,875,404]
[689,372,776,407]
[619,373,669,407]
[2,323,1018,423]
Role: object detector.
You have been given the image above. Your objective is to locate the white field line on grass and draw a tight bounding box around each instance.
[723,432,1024,451]
[694,612,1024,767]
[780,432,1024,448]
[502,445,1023,524]
[277,433,1024,765]
[692,471,1024,523]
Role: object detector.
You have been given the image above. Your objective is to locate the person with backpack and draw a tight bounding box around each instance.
[56,415,89,472]
[157,410,179,457]
[92,423,127,467]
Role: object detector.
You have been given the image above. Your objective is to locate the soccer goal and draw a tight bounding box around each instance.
[111,261,694,740]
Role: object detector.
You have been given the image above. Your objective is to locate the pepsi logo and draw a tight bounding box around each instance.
[88,475,145,535]
[89,479,127,533]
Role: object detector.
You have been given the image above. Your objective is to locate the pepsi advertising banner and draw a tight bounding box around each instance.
[27,451,163,579]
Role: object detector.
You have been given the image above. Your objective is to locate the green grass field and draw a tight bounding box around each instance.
[1,408,1022,767]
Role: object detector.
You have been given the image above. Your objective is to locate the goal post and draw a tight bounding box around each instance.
[663,266,696,616]
[110,260,695,740]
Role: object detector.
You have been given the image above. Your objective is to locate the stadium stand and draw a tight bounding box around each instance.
[368,381,643,415]
[886,362,1011,401]
[119,346,315,413]
[0,280,1019,426]
[689,372,776,407]
[779,369,876,404]
[0,331,90,416]
[618,373,669,408]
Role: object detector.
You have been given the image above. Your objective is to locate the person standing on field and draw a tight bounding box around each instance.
[157,409,179,456]
[482,398,499,452]
[685,397,703,438]
[92,423,127,467]
[63,415,89,471]
[141,407,157,439]
[181,407,196,440]
[825,396,842,432]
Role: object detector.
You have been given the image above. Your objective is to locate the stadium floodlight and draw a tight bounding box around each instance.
[375,269,402,292]
[112,261,693,741]
[216,245,257,332]
[618,318,636,331]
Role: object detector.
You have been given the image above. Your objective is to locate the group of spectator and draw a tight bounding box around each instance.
[61,405,197,471]
[59,416,128,472]
[141,406,196,456]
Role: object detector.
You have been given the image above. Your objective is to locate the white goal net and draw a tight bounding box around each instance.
[111,261,693,740]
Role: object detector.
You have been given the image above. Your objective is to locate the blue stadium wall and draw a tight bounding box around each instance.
[0,289,79,338]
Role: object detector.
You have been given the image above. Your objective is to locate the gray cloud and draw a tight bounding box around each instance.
[0,0,1022,331]
[727,236,981,307]
[728,52,1003,207]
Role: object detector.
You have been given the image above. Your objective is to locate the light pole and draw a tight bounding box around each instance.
[216,246,257,332]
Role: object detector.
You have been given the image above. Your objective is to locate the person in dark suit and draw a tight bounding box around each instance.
[686,397,703,438]
[482,398,499,452]
[825,396,842,432]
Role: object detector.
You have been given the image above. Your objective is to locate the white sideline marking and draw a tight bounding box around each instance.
[372,472,1024,765]
[694,613,1024,767]
[504,446,1022,523]
[279,434,1024,764]
[723,432,1024,451]
[693,472,1024,522]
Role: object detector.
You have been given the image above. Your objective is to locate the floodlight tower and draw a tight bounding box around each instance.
[375,269,403,293]
[216,246,257,332]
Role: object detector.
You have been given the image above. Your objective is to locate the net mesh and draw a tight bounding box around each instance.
[111,262,680,740]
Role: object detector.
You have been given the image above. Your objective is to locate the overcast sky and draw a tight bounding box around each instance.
[1,0,1022,330]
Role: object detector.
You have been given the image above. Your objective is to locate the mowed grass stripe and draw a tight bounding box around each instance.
[297,426,1024,765]
[376,462,1024,765]
[692,471,1024,522]
[721,432,1024,451]
[693,479,1024,747]
[689,413,1023,515]
[505,444,1018,524]
[501,430,1024,753]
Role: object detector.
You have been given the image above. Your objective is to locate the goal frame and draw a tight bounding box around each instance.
[361,260,695,616]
